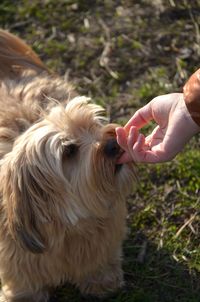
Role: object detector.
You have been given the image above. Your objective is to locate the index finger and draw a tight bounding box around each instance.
[125,102,153,131]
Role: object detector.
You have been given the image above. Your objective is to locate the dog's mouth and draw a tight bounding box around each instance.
[114,149,124,173]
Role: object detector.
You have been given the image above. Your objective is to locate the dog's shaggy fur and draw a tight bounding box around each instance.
[0,30,135,302]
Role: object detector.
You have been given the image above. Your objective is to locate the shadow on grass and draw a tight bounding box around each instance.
[50,233,200,302]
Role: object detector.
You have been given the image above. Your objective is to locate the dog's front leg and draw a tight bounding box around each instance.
[78,248,124,298]
[0,287,50,302]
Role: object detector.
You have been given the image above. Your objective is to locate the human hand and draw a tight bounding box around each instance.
[116,93,200,163]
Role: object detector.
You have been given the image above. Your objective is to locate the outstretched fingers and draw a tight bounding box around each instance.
[116,125,169,163]
[116,126,139,163]
[127,128,151,162]
[116,126,147,163]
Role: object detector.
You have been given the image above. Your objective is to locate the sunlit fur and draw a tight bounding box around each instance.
[0,30,135,302]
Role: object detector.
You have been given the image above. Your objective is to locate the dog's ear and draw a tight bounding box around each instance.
[0,29,47,78]
[2,154,49,254]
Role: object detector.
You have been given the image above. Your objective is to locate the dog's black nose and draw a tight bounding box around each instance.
[104,138,121,158]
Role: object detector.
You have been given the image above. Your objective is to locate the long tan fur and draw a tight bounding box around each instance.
[0,30,135,302]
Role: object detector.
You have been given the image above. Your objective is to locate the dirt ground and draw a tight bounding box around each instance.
[1,1,200,301]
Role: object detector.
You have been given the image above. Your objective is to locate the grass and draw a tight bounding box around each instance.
[1,0,200,301]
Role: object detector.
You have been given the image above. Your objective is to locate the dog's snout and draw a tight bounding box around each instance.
[104,138,121,158]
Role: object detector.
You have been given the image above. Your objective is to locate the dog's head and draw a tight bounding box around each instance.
[1,96,135,253]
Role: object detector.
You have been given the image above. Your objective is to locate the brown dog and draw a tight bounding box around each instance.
[0,30,135,302]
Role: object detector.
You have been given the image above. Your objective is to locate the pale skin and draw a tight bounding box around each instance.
[116,93,200,164]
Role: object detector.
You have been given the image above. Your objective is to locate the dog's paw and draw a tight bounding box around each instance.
[0,291,6,302]
[0,289,49,302]
[79,268,124,298]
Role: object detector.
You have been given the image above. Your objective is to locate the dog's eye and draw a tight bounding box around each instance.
[63,144,78,159]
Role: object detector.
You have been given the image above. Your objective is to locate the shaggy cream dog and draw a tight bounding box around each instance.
[0,30,135,302]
